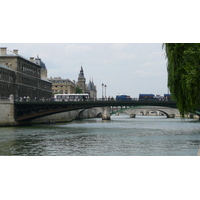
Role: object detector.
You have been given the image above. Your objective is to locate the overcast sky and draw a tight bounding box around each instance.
[1,1,198,99]
[1,43,167,98]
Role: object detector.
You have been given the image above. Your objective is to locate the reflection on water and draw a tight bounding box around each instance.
[0,115,200,156]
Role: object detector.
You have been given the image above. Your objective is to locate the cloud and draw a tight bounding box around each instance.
[148,51,164,59]
[135,70,164,78]
[1,43,168,98]
[115,52,136,61]
[64,44,92,53]
[109,43,129,50]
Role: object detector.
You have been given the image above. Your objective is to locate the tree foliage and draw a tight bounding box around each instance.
[163,43,200,117]
[76,87,83,94]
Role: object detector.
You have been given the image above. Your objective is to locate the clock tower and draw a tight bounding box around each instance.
[77,66,86,93]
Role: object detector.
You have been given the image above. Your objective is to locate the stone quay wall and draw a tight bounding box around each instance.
[0,96,19,126]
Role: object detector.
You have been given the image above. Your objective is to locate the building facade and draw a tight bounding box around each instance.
[0,63,15,99]
[0,47,52,100]
[48,77,76,94]
[77,66,97,99]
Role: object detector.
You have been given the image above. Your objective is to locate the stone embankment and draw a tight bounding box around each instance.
[0,95,18,126]
[32,107,102,124]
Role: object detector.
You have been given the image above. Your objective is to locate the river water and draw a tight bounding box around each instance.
[0,115,200,156]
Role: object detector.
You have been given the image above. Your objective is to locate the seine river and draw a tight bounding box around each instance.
[0,115,200,156]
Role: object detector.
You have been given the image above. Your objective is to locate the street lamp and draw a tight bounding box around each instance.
[102,83,104,99]
[104,84,107,100]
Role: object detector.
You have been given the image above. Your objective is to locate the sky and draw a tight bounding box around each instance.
[1,1,199,99]
[0,43,168,98]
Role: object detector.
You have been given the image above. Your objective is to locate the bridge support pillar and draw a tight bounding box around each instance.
[189,114,194,119]
[167,114,175,118]
[130,114,136,118]
[102,107,111,120]
[143,111,147,116]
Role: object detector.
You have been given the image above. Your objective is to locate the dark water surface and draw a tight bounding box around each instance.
[1,115,200,156]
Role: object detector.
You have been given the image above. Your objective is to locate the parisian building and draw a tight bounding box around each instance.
[0,47,52,100]
[77,66,97,99]
[0,62,15,99]
[77,66,86,93]
[35,55,48,80]
[86,79,97,99]
[48,77,76,94]
[48,66,97,99]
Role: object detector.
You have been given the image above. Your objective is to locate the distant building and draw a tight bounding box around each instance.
[48,77,76,94]
[48,66,97,99]
[77,66,86,93]
[86,79,97,99]
[77,66,97,99]
[0,47,52,100]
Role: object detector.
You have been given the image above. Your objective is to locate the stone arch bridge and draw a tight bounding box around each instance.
[111,106,180,118]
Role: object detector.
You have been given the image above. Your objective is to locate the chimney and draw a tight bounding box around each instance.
[30,57,35,62]
[0,47,7,55]
[13,49,18,55]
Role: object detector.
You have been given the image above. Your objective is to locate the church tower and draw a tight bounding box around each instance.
[77,66,86,93]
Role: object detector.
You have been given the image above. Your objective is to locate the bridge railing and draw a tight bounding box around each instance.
[0,96,11,102]
[14,97,174,103]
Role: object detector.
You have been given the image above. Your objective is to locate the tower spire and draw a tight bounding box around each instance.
[79,65,84,78]
[78,63,86,93]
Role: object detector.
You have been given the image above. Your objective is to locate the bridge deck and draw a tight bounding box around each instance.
[14,100,177,121]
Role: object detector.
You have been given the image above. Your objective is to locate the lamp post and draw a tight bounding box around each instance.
[104,84,107,100]
[102,83,104,100]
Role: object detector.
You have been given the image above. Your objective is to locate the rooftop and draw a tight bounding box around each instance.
[35,56,46,69]
[0,47,42,68]
[87,80,96,91]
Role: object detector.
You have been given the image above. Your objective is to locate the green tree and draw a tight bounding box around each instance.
[76,87,83,94]
[163,43,200,117]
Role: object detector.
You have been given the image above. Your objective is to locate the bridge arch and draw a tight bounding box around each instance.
[77,107,102,119]
[113,106,179,118]
[157,109,170,118]
[76,109,86,119]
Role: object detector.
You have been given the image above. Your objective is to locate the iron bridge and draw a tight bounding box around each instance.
[14,100,177,122]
